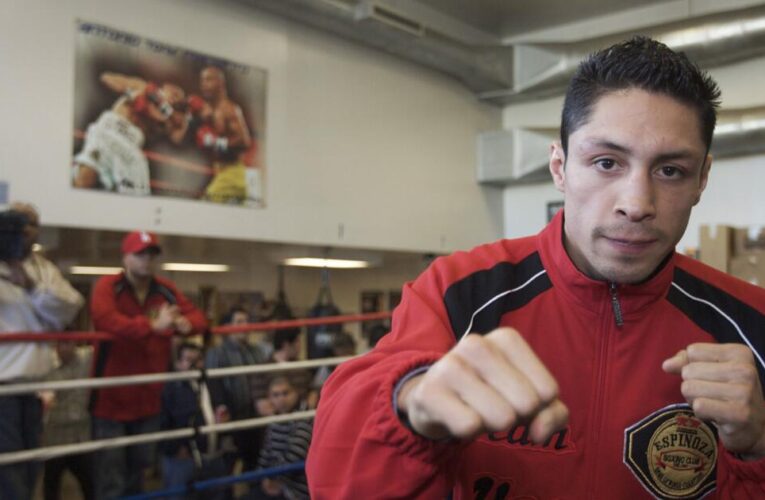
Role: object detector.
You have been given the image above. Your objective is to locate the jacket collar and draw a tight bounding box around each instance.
[114,272,159,297]
[537,210,675,318]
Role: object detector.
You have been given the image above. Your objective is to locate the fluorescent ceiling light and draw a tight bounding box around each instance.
[162,263,230,272]
[283,257,370,269]
[70,266,122,275]
[662,16,765,48]
[715,119,765,136]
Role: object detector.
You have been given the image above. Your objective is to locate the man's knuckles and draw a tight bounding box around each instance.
[455,334,495,362]
[446,411,483,438]
[730,363,759,384]
[687,343,755,363]
[511,389,542,418]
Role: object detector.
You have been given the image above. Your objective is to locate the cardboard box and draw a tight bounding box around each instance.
[733,226,765,256]
[699,225,734,273]
[730,254,765,288]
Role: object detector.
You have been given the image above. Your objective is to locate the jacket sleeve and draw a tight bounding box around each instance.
[306,261,467,499]
[716,448,765,498]
[204,348,227,409]
[172,285,207,336]
[159,385,178,456]
[25,256,84,330]
[285,420,313,464]
[258,427,275,469]
[90,276,154,339]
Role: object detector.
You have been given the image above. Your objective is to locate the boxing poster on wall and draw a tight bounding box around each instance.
[71,21,267,207]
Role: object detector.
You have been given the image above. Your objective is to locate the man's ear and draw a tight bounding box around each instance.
[549,141,566,193]
[694,154,712,206]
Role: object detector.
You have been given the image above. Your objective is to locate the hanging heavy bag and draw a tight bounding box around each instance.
[307,267,342,359]
[269,265,297,322]
[267,265,301,349]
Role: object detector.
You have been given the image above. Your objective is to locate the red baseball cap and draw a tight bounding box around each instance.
[121,231,161,255]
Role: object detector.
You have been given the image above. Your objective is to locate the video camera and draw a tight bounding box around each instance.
[0,210,27,261]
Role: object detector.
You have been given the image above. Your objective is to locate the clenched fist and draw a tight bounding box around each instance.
[663,342,765,459]
[397,327,569,442]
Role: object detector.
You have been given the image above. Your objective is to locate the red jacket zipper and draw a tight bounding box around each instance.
[586,284,622,496]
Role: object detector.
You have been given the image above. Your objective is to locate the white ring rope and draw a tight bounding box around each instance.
[0,410,316,466]
[0,356,354,397]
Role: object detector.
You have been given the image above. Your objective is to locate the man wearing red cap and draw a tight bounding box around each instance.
[89,230,207,499]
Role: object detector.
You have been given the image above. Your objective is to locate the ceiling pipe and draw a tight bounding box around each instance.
[235,0,765,107]
[238,0,513,93]
[480,11,765,105]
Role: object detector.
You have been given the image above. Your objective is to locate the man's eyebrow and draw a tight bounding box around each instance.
[579,139,632,155]
[653,150,698,163]
[579,139,699,163]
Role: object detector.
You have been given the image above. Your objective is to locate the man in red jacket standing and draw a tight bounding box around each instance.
[89,230,207,499]
[307,37,765,499]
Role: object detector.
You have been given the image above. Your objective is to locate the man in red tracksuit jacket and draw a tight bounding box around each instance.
[90,230,207,498]
[307,37,765,499]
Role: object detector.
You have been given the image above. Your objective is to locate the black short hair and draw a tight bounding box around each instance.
[561,36,721,154]
[268,375,293,392]
[176,341,201,361]
[273,328,301,350]
[332,331,356,354]
[221,306,249,325]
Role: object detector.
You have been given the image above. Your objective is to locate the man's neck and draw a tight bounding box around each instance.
[125,270,151,293]
[210,91,228,107]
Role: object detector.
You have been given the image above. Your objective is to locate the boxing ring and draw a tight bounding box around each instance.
[0,311,392,499]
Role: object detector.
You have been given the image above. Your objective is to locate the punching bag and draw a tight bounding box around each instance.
[307,267,342,359]
[270,265,296,322]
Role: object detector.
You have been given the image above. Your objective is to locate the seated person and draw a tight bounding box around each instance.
[312,331,356,390]
[252,329,318,416]
[250,377,311,500]
[205,307,268,470]
[160,342,228,500]
[42,342,93,500]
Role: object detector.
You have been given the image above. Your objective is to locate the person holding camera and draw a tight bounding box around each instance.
[0,204,84,500]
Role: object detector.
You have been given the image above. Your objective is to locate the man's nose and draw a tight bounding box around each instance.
[614,169,656,222]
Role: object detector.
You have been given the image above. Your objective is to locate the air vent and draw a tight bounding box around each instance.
[355,2,424,36]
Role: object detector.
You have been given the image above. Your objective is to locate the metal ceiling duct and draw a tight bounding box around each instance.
[236,0,765,107]
[482,10,765,105]
[713,107,765,158]
[237,0,514,93]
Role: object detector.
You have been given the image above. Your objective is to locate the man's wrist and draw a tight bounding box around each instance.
[392,365,430,418]
[739,432,765,461]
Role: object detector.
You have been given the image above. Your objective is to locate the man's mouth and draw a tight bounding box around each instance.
[603,236,658,253]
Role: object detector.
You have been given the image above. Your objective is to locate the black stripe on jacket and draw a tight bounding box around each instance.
[667,267,765,384]
[443,252,552,341]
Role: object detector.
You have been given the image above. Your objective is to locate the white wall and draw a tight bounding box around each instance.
[0,0,502,254]
[501,56,765,253]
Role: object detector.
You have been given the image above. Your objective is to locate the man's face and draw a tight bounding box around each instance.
[161,83,186,108]
[10,205,39,256]
[550,88,711,284]
[176,347,201,371]
[230,311,250,343]
[122,248,160,279]
[200,68,223,100]
[285,339,301,361]
[268,381,299,414]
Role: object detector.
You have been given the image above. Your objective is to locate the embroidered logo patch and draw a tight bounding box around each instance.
[624,404,717,499]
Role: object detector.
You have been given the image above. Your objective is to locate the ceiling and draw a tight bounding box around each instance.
[237,0,765,104]
[411,0,678,38]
